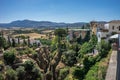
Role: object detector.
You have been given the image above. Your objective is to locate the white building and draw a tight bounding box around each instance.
[90,20,120,42]
[108,20,120,34]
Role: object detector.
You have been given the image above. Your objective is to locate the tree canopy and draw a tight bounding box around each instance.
[4,49,16,65]
[54,28,67,37]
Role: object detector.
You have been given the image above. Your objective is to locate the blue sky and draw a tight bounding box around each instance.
[0,0,120,23]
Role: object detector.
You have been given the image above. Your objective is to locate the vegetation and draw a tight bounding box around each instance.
[16,66,26,80]
[72,67,84,79]
[0,32,7,49]
[6,67,17,80]
[37,38,52,46]
[84,50,112,80]
[24,60,34,71]
[77,31,90,44]
[59,67,69,80]
[61,50,77,66]
[54,28,67,37]
[79,34,97,55]
[4,49,16,65]
[0,28,112,80]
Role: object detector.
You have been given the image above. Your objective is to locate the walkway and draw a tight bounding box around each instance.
[105,50,117,80]
[116,49,120,80]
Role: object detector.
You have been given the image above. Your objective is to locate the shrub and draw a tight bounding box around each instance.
[72,67,84,79]
[4,49,16,65]
[61,50,77,66]
[16,66,26,80]
[24,60,34,71]
[6,67,17,80]
[59,67,69,80]
[0,73,4,80]
[32,67,42,80]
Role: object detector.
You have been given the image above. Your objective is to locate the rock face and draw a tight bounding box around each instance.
[35,45,64,80]
[37,46,51,73]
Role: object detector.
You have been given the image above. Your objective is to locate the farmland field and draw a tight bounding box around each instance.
[13,33,47,39]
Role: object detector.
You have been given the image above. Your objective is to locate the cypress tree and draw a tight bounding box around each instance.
[12,38,16,47]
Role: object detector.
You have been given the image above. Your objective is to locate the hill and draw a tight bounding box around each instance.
[0,20,87,28]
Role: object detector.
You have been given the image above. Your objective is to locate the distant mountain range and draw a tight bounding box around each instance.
[0,20,88,28]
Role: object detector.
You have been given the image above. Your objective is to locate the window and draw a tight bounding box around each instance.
[119,26,120,31]
[112,26,114,30]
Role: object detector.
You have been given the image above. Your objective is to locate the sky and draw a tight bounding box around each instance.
[0,0,120,23]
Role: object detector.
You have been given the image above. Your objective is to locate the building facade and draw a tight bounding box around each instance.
[90,20,120,42]
[109,20,120,34]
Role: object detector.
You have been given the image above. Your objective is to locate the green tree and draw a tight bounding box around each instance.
[18,37,20,45]
[83,31,90,43]
[79,34,97,55]
[23,39,27,46]
[83,56,95,72]
[0,31,3,37]
[24,61,42,80]
[12,38,16,47]
[62,50,77,66]
[79,42,90,55]
[0,73,4,80]
[72,67,84,80]
[32,67,42,80]
[51,36,58,52]
[54,28,67,38]
[3,49,16,65]
[77,35,82,44]
[54,28,67,52]
[99,40,111,59]
[0,33,7,49]
[58,67,69,80]
[16,66,26,80]
[39,39,51,46]
[89,34,97,46]
[6,67,17,80]
[7,36,11,47]
[24,60,34,71]
[27,36,30,47]
[15,36,20,45]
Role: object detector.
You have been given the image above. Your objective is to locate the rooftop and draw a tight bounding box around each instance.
[109,20,120,23]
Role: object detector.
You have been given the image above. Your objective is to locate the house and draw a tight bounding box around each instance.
[90,21,107,42]
[90,21,107,35]
[108,20,120,34]
[90,20,120,42]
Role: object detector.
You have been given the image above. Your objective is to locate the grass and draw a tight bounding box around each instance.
[13,33,47,39]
